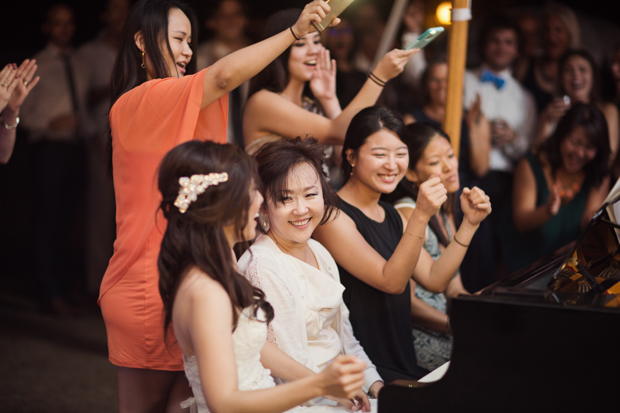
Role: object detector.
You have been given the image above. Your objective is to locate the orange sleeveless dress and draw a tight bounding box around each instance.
[99,69,228,370]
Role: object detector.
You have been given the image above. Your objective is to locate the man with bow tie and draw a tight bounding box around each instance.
[459,15,536,293]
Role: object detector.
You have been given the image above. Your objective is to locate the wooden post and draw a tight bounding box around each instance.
[443,0,471,158]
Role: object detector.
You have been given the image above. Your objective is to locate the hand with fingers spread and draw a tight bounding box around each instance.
[373,48,420,84]
[460,186,492,226]
[0,64,18,112]
[309,46,338,103]
[7,59,40,112]
[318,355,366,400]
[292,0,336,39]
[414,175,448,220]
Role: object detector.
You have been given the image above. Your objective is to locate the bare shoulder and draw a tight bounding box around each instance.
[173,268,232,352]
[245,89,282,110]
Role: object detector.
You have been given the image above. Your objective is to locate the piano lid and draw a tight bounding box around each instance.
[482,178,620,309]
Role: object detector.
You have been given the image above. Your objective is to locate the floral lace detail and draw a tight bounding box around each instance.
[246,257,279,347]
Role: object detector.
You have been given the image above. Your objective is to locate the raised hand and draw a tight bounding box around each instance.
[546,184,561,216]
[292,0,334,39]
[318,355,366,400]
[7,59,40,112]
[373,48,420,83]
[0,64,18,112]
[415,175,448,220]
[309,47,337,103]
[460,187,492,226]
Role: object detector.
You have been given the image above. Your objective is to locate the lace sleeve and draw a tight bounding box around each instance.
[246,259,279,346]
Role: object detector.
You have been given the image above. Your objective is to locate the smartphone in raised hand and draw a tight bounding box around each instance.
[313,0,356,31]
[405,27,445,50]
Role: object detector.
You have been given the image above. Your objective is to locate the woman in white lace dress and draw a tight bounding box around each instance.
[157,140,367,413]
[239,138,382,411]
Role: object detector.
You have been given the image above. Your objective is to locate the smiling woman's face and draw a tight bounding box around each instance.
[162,8,193,78]
[410,134,459,194]
[288,32,322,83]
[349,129,409,195]
[265,162,325,246]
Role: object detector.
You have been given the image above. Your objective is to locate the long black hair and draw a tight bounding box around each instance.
[539,103,610,188]
[107,0,198,173]
[247,8,301,97]
[158,141,273,340]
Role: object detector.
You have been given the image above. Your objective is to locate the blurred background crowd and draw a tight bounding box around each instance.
[1,0,620,314]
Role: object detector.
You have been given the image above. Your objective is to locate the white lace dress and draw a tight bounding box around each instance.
[181,307,357,413]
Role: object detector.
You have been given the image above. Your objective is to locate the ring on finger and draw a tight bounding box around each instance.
[1,81,6,87]
[23,80,29,87]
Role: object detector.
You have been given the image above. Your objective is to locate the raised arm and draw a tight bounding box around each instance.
[314,177,447,295]
[411,187,490,291]
[201,0,331,110]
[0,60,39,164]
[512,157,556,233]
[244,48,418,146]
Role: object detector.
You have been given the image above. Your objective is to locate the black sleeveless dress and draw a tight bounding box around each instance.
[337,199,428,382]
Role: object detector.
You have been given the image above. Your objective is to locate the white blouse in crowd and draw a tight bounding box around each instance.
[238,234,382,395]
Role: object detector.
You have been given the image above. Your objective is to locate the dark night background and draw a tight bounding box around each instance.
[1,0,619,65]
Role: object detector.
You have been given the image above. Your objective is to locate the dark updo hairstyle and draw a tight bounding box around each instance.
[158,141,273,339]
[254,137,340,227]
[539,102,610,188]
[559,49,602,104]
[341,106,407,184]
[248,8,301,97]
[382,122,456,247]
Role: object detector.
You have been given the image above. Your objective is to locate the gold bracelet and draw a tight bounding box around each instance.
[405,231,424,239]
[452,234,469,247]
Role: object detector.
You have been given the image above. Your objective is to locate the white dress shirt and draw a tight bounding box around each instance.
[463,65,537,172]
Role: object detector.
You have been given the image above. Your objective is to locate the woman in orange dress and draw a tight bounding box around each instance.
[98,0,335,411]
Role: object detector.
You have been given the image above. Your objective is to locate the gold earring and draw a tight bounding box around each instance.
[141,52,146,69]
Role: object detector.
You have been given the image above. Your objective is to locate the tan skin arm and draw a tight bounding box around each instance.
[173,270,366,413]
[243,48,418,146]
[259,341,371,412]
[465,94,491,178]
[601,103,619,163]
[395,188,489,294]
[512,157,560,233]
[314,176,450,295]
[200,0,333,110]
[0,60,39,164]
[580,175,610,230]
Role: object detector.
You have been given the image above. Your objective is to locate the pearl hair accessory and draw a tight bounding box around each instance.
[174,172,228,213]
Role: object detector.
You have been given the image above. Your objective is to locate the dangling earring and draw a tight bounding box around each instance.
[141,52,146,69]
[258,211,270,232]
[350,163,355,176]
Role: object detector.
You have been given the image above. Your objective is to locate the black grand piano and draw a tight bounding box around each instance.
[379,191,620,412]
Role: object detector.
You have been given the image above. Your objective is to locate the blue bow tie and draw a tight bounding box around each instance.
[480,70,505,90]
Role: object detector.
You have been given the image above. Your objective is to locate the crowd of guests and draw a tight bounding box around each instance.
[2,0,620,412]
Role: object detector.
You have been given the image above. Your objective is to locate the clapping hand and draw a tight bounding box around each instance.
[460,187,492,226]
[0,64,18,112]
[415,175,448,220]
[319,355,366,400]
[7,59,39,112]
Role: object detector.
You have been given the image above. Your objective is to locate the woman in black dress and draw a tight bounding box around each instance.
[314,107,490,381]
